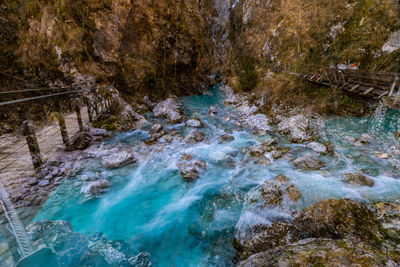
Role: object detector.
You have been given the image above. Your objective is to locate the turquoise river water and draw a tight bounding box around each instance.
[23,86,400,266]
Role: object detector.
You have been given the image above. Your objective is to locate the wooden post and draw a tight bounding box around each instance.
[87,103,93,122]
[22,119,43,169]
[74,104,83,131]
[55,101,71,150]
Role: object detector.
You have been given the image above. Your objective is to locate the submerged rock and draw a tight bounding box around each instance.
[342,173,374,187]
[277,115,310,143]
[184,130,206,144]
[26,220,147,266]
[293,154,325,170]
[89,179,110,195]
[102,149,136,169]
[356,133,373,145]
[218,134,235,143]
[209,106,217,115]
[307,141,327,153]
[153,98,182,123]
[128,252,152,267]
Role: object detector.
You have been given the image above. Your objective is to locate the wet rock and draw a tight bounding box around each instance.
[271,151,282,159]
[372,202,400,236]
[234,222,295,260]
[102,149,136,169]
[242,114,271,132]
[260,138,277,150]
[342,173,374,187]
[250,147,264,157]
[218,134,235,143]
[186,119,202,128]
[375,152,391,159]
[274,174,289,185]
[153,98,182,123]
[277,114,310,143]
[184,130,206,144]
[209,106,217,115]
[150,123,163,133]
[38,180,50,187]
[89,179,110,195]
[395,130,400,139]
[128,252,152,267]
[357,133,372,144]
[307,141,327,153]
[293,199,384,241]
[260,180,283,206]
[293,154,325,170]
[176,154,207,181]
[238,237,399,267]
[218,156,236,168]
[285,184,302,201]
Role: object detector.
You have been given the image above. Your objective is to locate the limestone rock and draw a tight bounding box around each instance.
[89,179,110,195]
[186,119,202,128]
[293,154,325,170]
[153,98,182,123]
[285,184,302,201]
[307,142,327,153]
[176,154,207,181]
[242,114,271,132]
[102,149,136,169]
[342,173,374,187]
[274,174,289,185]
[38,180,50,187]
[218,134,235,143]
[150,123,163,133]
[277,115,310,143]
[184,130,206,144]
[260,180,283,206]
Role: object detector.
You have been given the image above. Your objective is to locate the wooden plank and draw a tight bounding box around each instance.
[349,84,360,92]
[378,91,388,98]
[362,87,375,95]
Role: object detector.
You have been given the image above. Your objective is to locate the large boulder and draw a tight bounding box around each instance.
[153,98,182,123]
[101,149,136,169]
[242,114,271,132]
[236,199,400,265]
[70,128,113,151]
[277,114,310,143]
[293,154,325,170]
[342,173,374,187]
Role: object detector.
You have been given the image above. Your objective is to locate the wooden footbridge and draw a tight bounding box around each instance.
[298,66,400,105]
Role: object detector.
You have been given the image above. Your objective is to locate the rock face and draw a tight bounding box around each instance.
[277,115,310,143]
[176,154,207,180]
[307,142,327,153]
[342,173,375,187]
[153,98,182,123]
[26,220,152,266]
[293,154,325,170]
[101,149,136,169]
[184,130,206,144]
[236,199,400,266]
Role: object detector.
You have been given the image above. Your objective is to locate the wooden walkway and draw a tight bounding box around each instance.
[298,67,400,105]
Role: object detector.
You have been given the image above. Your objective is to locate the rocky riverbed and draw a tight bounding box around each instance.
[1,84,400,266]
